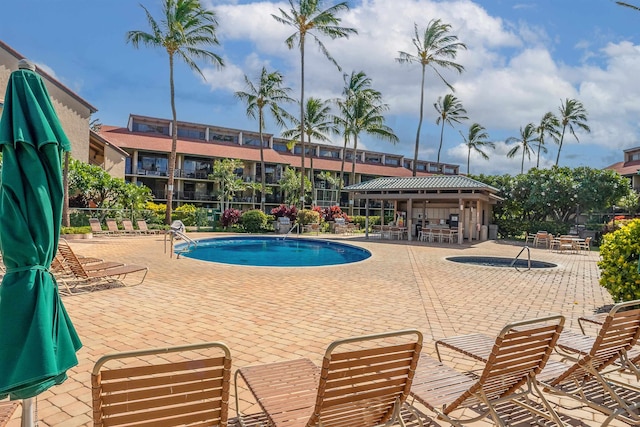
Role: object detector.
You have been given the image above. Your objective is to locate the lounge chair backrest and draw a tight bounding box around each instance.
[89,218,103,233]
[121,219,135,232]
[447,315,564,413]
[105,218,120,233]
[91,342,231,427]
[277,217,290,225]
[57,239,90,280]
[136,219,149,232]
[307,329,423,427]
[555,300,640,384]
[334,217,345,225]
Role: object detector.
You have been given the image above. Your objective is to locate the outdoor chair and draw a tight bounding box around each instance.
[533,231,551,248]
[235,329,423,427]
[57,239,123,272]
[536,299,640,425]
[0,401,20,427]
[121,219,141,235]
[576,236,592,252]
[136,219,161,235]
[91,341,231,427]
[54,239,148,293]
[410,315,566,426]
[89,218,113,236]
[105,218,122,235]
[524,232,536,246]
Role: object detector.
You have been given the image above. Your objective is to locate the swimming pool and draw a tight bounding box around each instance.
[446,256,557,269]
[176,236,372,267]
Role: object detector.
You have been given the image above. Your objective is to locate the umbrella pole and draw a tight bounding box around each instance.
[21,398,36,427]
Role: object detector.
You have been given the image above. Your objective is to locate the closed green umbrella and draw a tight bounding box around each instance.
[0,61,82,407]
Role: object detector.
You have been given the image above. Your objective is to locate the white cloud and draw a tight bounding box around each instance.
[203,0,640,170]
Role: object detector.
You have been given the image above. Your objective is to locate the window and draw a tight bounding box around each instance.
[273,142,289,152]
[138,154,168,175]
[365,155,381,164]
[319,148,339,158]
[630,152,640,162]
[132,121,170,135]
[177,127,205,140]
[385,157,400,166]
[243,137,267,147]
[210,132,238,144]
[183,158,212,179]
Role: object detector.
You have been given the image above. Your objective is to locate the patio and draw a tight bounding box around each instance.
[4,233,631,426]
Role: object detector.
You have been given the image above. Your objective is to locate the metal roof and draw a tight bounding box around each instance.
[344,175,499,193]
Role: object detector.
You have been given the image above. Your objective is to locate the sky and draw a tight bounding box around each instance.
[1,0,639,176]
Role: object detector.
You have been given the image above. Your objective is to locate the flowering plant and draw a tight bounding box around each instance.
[221,208,241,227]
[270,204,298,221]
[322,205,349,222]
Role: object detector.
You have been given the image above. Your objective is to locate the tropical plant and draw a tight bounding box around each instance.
[555,98,591,166]
[272,0,357,208]
[434,93,468,168]
[459,123,493,175]
[173,204,198,226]
[208,158,245,211]
[297,209,321,225]
[240,209,269,233]
[221,208,241,228]
[322,205,349,222]
[534,112,560,168]
[245,181,273,207]
[396,20,467,176]
[616,1,640,11]
[270,204,298,221]
[282,97,335,205]
[317,170,341,204]
[235,67,294,211]
[598,219,640,301]
[127,0,223,224]
[506,123,538,174]
[334,71,381,196]
[278,166,312,205]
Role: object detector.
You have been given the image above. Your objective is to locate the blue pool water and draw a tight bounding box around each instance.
[177,236,371,267]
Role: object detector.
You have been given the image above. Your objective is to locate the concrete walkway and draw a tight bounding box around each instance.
[4,233,633,426]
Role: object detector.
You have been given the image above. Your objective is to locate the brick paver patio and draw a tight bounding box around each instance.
[4,233,635,426]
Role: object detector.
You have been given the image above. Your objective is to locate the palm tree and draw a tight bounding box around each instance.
[272,0,357,209]
[434,94,468,170]
[235,67,294,211]
[459,123,493,175]
[555,98,591,166]
[617,1,640,11]
[348,89,399,215]
[506,123,539,174]
[334,71,381,200]
[282,97,335,206]
[396,20,467,176]
[127,0,223,224]
[534,112,560,168]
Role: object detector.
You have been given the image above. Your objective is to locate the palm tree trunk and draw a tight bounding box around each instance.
[413,65,426,176]
[338,133,348,207]
[521,150,525,174]
[467,146,471,175]
[350,134,358,216]
[555,126,567,166]
[309,134,315,207]
[166,53,177,225]
[299,41,306,209]
[536,137,542,168]
[437,120,445,172]
[259,110,266,211]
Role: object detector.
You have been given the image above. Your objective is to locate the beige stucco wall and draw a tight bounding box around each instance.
[0,46,93,163]
[104,145,126,178]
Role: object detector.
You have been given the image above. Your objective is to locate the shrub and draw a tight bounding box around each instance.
[221,208,241,228]
[61,226,91,235]
[351,215,380,231]
[271,204,298,221]
[145,201,166,224]
[173,204,198,226]
[297,209,320,225]
[322,205,349,222]
[598,219,640,302]
[240,209,269,233]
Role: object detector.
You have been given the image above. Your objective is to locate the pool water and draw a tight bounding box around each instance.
[446,256,557,269]
[177,236,371,267]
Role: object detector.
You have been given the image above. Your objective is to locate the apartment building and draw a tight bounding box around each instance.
[99,114,460,216]
[606,146,640,192]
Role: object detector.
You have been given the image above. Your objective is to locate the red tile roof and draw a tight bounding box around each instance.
[99,126,430,177]
[605,160,640,177]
